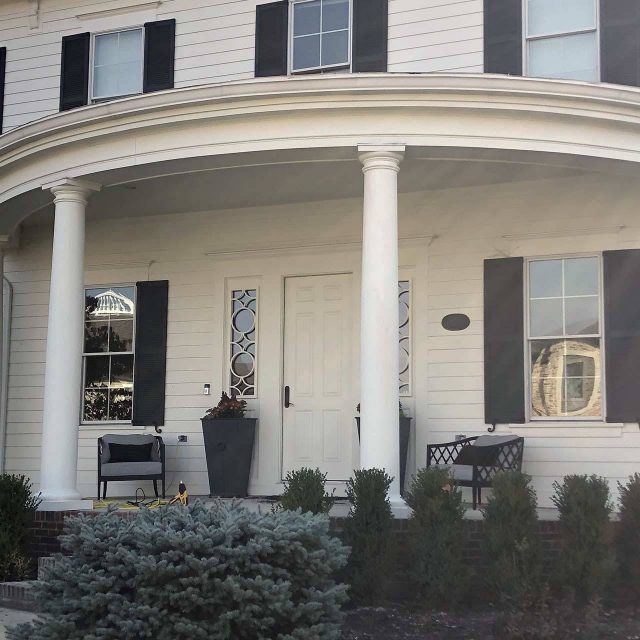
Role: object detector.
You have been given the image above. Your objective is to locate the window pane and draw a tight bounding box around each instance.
[85,356,110,387]
[528,32,598,82]
[93,66,118,99]
[109,320,134,352]
[527,0,596,37]
[321,29,349,66]
[84,389,108,421]
[116,62,143,96]
[530,298,563,336]
[294,1,321,36]
[565,296,599,335]
[529,259,562,298]
[109,388,133,421]
[84,322,109,353]
[530,338,601,417]
[117,30,142,63]
[564,257,599,296]
[110,355,134,387]
[93,30,143,98]
[293,34,321,69]
[94,33,118,67]
[230,289,258,397]
[322,0,349,31]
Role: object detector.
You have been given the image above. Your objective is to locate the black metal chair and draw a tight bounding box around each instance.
[427,435,524,509]
[97,434,166,499]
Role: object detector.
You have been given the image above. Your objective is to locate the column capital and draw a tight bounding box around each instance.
[42,178,101,205]
[358,145,405,173]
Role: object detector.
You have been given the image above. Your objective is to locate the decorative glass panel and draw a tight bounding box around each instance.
[230,289,258,397]
[93,29,143,100]
[399,280,411,396]
[83,286,135,422]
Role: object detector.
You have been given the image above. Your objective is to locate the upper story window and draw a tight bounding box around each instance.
[91,28,144,101]
[83,286,136,422]
[525,0,599,82]
[527,256,603,419]
[291,0,351,73]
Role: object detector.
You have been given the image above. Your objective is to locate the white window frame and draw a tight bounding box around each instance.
[226,281,259,400]
[524,254,605,422]
[82,284,136,425]
[89,27,145,103]
[289,0,352,75]
[522,0,601,81]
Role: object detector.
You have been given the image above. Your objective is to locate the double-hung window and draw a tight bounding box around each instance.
[291,0,351,73]
[83,286,136,423]
[527,256,603,419]
[91,28,144,101]
[525,0,599,82]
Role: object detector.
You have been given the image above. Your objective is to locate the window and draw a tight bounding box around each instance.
[83,286,135,422]
[291,0,350,73]
[91,28,144,101]
[525,0,599,82]
[527,257,603,419]
[399,280,411,396]
[229,289,258,397]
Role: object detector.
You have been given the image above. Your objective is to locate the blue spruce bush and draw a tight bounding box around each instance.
[9,501,349,640]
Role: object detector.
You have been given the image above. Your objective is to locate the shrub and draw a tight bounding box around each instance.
[343,468,394,604]
[0,474,40,582]
[551,475,614,605]
[9,501,349,640]
[482,471,542,606]
[404,467,468,608]
[277,467,334,515]
[616,473,640,597]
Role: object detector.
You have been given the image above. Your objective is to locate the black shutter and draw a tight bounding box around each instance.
[352,0,388,72]
[603,250,640,422]
[59,32,90,111]
[144,19,176,93]
[0,48,6,135]
[484,257,525,425]
[255,1,288,77]
[601,0,640,87]
[133,280,169,428]
[483,0,522,76]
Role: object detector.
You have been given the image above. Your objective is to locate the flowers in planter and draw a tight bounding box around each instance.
[204,392,247,419]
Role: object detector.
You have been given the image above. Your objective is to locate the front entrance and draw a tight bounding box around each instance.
[282,274,354,481]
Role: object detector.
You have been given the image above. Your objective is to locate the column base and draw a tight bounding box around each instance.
[389,495,411,519]
[38,499,94,512]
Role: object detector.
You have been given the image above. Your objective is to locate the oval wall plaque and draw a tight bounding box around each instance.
[442,313,471,332]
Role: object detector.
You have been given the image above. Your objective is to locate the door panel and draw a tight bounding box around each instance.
[282,274,353,480]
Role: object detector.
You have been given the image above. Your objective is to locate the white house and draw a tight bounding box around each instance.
[0,0,639,510]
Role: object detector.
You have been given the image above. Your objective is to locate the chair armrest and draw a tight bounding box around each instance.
[427,437,478,466]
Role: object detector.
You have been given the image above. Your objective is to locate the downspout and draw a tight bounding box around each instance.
[0,276,13,474]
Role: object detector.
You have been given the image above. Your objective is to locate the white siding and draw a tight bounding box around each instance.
[0,0,487,133]
[4,172,640,506]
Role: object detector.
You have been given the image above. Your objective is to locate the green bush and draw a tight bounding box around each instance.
[343,468,394,604]
[551,475,614,605]
[616,473,640,597]
[482,471,543,606]
[0,474,40,582]
[404,467,468,608]
[276,467,334,515]
[9,501,349,640]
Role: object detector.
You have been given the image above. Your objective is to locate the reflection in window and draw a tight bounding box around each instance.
[230,289,258,397]
[528,257,602,418]
[399,281,411,396]
[83,287,135,422]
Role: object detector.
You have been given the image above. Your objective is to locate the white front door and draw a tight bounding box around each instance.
[282,274,354,481]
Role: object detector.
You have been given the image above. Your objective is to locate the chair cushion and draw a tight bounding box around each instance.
[108,443,153,463]
[433,464,473,482]
[454,445,476,465]
[473,435,518,447]
[100,461,162,477]
[101,434,161,463]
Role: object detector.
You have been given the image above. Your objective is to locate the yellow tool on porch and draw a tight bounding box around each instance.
[169,481,189,506]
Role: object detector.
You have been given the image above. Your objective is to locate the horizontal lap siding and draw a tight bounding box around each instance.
[388,0,483,72]
[420,175,640,506]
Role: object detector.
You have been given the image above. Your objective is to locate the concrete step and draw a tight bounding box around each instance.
[0,582,36,612]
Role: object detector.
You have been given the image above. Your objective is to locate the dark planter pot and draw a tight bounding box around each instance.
[355,416,412,495]
[201,417,257,498]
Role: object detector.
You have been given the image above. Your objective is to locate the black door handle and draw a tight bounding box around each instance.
[284,386,292,408]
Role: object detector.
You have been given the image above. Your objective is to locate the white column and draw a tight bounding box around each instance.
[358,145,405,506]
[39,179,99,510]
